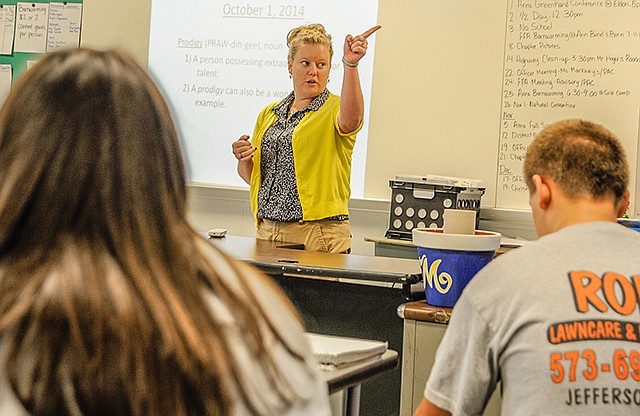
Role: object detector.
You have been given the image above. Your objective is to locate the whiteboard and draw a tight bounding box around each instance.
[365,0,640,214]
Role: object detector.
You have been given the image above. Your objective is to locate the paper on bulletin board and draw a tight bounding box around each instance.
[47,2,82,52]
[0,64,12,103]
[14,2,49,53]
[0,5,16,55]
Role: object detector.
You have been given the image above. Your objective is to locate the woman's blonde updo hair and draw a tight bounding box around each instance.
[287,23,333,63]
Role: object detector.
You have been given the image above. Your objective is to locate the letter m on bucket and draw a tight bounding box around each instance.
[419,255,452,294]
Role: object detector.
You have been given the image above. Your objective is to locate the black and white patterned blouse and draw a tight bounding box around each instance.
[257,89,346,222]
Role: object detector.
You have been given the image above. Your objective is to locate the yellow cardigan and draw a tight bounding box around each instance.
[249,94,361,225]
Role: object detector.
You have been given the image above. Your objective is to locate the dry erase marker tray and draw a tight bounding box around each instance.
[385,175,485,241]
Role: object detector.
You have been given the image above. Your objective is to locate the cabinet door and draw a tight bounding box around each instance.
[400,320,447,415]
[400,319,501,416]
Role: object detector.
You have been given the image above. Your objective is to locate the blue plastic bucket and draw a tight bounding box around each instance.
[413,228,501,308]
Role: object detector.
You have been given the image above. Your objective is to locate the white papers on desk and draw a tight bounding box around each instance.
[307,333,388,367]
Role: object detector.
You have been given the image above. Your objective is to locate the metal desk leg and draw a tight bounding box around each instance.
[344,384,361,416]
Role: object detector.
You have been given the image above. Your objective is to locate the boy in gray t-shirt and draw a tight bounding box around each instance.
[414,119,640,416]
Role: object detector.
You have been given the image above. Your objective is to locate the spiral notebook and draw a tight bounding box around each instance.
[307,333,388,367]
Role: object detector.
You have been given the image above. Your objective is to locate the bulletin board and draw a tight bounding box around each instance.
[0,0,83,79]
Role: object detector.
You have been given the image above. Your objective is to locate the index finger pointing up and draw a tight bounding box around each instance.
[360,25,382,39]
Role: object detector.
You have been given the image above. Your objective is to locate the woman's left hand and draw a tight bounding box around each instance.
[342,25,382,67]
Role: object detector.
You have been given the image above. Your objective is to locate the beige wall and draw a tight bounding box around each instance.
[80,0,152,66]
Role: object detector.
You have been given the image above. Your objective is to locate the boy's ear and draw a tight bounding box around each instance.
[532,174,551,211]
[617,190,630,218]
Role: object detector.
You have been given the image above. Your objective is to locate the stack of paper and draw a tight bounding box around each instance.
[307,333,388,366]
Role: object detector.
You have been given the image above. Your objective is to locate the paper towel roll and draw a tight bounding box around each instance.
[443,209,476,235]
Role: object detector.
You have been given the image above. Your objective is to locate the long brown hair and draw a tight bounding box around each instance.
[0,48,309,415]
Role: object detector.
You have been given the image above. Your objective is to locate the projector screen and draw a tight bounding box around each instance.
[148,0,380,197]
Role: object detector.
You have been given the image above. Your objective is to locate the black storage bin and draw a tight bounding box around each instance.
[386,176,485,240]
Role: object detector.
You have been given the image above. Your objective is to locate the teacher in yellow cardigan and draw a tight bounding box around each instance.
[231,23,381,253]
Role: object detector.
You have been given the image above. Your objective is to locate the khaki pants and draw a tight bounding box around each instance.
[256,219,352,253]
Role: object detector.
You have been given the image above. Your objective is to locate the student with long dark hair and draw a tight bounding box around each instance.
[0,48,330,416]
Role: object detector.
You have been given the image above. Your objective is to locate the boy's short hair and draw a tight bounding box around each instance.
[524,119,628,201]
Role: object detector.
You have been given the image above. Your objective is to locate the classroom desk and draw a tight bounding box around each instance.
[365,236,514,260]
[208,235,421,416]
[209,235,421,295]
[397,301,501,416]
[364,236,418,259]
[322,349,399,416]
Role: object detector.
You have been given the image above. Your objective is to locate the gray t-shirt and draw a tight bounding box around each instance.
[425,222,640,415]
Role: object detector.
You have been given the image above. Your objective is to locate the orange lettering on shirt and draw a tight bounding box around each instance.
[569,271,607,313]
[603,272,637,315]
